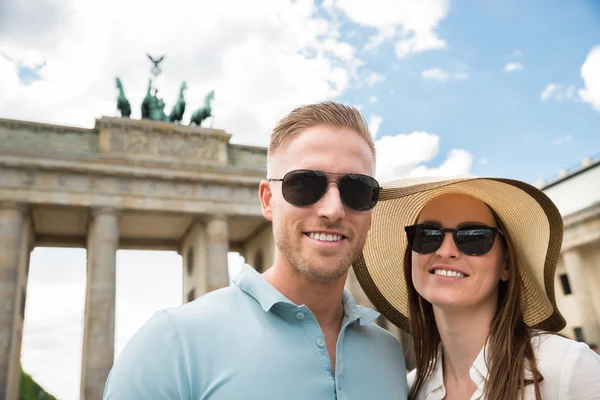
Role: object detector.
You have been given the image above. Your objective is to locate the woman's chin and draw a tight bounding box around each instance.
[422,292,472,311]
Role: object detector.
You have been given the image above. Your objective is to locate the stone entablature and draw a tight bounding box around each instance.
[562,202,600,252]
[96,117,230,165]
[0,165,261,216]
[0,117,267,171]
[0,117,268,216]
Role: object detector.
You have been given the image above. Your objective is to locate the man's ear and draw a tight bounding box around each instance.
[259,180,273,221]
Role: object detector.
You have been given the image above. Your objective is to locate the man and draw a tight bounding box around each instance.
[104,102,408,399]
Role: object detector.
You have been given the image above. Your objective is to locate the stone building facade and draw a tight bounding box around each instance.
[539,157,600,346]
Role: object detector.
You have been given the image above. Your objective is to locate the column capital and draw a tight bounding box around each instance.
[0,202,27,213]
[207,213,228,222]
[90,207,121,218]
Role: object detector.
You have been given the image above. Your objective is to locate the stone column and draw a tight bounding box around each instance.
[563,249,600,344]
[182,221,207,303]
[0,203,26,400]
[81,208,119,400]
[6,210,33,400]
[206,215,229,292]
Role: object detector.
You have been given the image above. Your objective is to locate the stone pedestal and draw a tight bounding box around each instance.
[0,203,30,400]
[80,208,119,400]
[206,215,229,292]
[563,249,600,344]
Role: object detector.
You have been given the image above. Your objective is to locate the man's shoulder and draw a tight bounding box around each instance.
[349,308,404,352]
[164,285,252,326]
[362,321,403,346]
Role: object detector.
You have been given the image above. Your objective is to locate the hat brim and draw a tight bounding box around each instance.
[353,176,566,333]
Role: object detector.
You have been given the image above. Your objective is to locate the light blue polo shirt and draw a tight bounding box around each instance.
[104,264,408,399]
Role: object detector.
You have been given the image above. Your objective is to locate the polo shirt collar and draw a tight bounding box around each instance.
[232,264,380,325]
[232,264,291,312]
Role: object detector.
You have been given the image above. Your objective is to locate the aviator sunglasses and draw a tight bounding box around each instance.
[405,224,504,256]
[268,169,380,211]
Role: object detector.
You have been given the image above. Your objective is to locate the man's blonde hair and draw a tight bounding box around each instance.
[268,101,376,158]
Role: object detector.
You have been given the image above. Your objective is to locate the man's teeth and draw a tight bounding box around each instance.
[308,232,343,242]
[434,269,466,278]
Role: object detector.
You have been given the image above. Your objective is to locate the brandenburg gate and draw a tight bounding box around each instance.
[0,116,275,399]
[0,59,414,398]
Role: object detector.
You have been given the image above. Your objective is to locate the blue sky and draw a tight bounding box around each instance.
[1,1,599,398]
[336,0,600,183]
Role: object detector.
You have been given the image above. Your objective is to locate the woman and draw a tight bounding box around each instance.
[353,176,600,399]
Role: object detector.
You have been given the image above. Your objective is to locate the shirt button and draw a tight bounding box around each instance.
[296,312,305,320]
[316,337,325,347]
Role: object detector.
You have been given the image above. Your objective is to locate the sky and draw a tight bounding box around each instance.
[1,0,599,398]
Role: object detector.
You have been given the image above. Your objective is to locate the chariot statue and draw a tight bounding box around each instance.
[115,54,215,127]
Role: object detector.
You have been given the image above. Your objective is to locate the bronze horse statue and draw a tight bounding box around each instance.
[190,90,215,127]
[115,77,131,117]
[168,81,187,123]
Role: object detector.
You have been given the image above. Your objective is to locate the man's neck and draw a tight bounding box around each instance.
[433,302,495,384]
[262,261,347,330]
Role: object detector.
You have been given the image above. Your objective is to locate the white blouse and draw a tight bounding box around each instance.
[407,333,600,399]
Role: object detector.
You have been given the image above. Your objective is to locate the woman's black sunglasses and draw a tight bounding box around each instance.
[405,224,504,256]
[268,169,380,211]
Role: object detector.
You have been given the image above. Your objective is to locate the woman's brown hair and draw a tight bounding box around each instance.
[407,215,544,400]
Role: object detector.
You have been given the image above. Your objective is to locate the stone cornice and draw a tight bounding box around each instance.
[95,116,232,143]
[562,202,600,251]
[0,117,93,134]
[0,153,265,185]
[563,201,600,228]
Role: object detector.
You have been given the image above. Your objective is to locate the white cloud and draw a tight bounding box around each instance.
[0,54,22,108]
[554,134,573,146]
[541,83,577,102]
[365,71,385,87]
[513,49,522,57]
[421,68,468,82]
[504,62,523,72]
[369,95,378,103]
[0,0,364,147]
[374,131,473,183]
[395,31,446,58]
[479,158,488,166]
[541,83,561,101]
[368,114,383,139]
[408,149,473,178]
[332,0,450,58]
[422,68,449,82]
[578,44,600,112]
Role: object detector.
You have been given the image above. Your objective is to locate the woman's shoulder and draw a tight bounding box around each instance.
[531,331,590,355]
[531,332,600,383]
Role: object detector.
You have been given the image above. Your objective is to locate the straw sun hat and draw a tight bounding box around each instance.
[353,176,566,333]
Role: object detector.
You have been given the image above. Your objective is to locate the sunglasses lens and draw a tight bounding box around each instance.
[407,225,444,254]
[455,228,496,255]
[281,170,328,206]
[339,174,380,211]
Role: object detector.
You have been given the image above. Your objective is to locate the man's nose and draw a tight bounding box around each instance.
[315,182,345,221]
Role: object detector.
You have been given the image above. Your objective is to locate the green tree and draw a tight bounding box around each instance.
[20,370,58,400]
